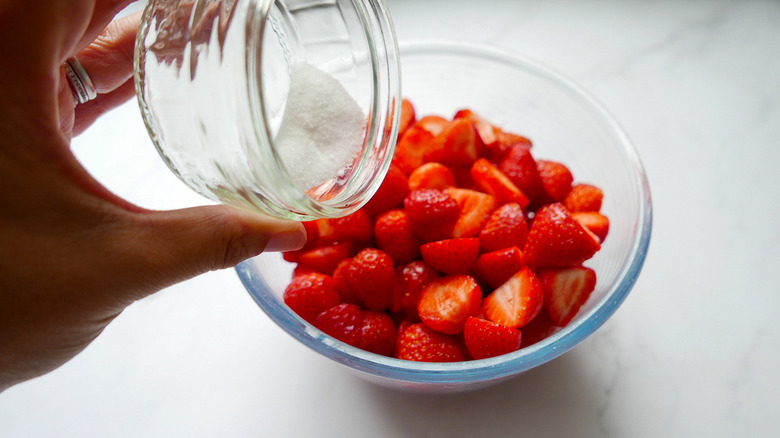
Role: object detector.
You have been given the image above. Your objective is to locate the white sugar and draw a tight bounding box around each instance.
[274,63,366,190]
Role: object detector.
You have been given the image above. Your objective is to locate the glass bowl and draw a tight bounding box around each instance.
[236,41,653,393]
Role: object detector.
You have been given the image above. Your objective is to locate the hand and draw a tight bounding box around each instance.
[0,0,306,392]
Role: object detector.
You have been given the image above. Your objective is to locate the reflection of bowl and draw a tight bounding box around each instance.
[236,41,653,393]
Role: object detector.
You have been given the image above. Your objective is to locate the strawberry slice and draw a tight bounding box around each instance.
[415,115,450,136]
[363,164,410,216]
[537,266,597,326]
[283,272,342,324]
[374,209,420,264]
[470,158,530,207]
[478,202,529,253]
[446,187,497,238]
[315,209,373,244]
[483,266,543,329]
[395,260,440,320]
[408,162,456,191]
[395,322,465,362]
[463,316,522,360]
[417,275,482,335]
[297,241,355,275]
[393,126,434,175]
[423,119,482,167]
[523,203,601,267]
[420,238,480,275]
[342,248,396,311]
[536,159,573,202]
[356,310,396,356]
[471,246,525,290]
[572,211,610,242]
[563,183,604,212]
[398,98,416,136]
[403,189,460,242]
[453,108,501,147]
[314,303,363,346]
[498,143,548,208]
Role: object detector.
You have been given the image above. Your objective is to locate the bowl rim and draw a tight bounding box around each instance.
[236,40,653,385]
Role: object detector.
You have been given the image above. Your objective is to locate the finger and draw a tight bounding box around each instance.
[75,11,141,95]
[72,79,136,136]
[74,0,139,52]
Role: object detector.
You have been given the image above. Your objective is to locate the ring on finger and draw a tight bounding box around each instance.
[63,56,97,104]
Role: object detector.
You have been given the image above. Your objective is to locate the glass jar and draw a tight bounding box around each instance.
[134,0,400,220]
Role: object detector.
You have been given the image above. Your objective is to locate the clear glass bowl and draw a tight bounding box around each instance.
[236,41,653,392]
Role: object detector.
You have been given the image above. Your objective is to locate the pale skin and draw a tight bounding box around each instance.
[0,0,306,392]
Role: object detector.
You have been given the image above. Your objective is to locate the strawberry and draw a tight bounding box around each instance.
[396,260,440,320]
[420,238,480,275]
[563,183,603,212]
[470,158,530,207]
[446,187,497,238]
[297,241,355,275]
[395,322,465,362]
[463,316,522,360]
[423,119,482,167]
[314,303,363,347]
[453,108,501,147]
[523,203,601,267]
[489,131,533,163]
[343,248,397,311]
[283,272,342,324]
[572,211,610,242]
[471,247,525,290]
[315,209,373,244]
[407,162,456,191]
[393,125,435,174]
[449,165,478,191]
[331,258,361,304]
[363,164,410,216]
[415,115,450,136]
[536,160,573,202]
[417,275,482,334]
[403,189,460,242]
[482,266,543,329]
[478,203,529,252]
[519,310,557,348]
[398,98,416,136]
[498,143,548,208]
[356,310,396,356]
[374,209,420,264]
[537,266,597,326]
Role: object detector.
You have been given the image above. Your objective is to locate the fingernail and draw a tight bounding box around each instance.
[264,229,307,252]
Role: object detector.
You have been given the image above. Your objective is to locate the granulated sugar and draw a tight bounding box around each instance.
[274,63,366,190]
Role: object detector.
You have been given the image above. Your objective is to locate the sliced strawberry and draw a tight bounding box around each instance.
[396,260,440,320]
[363,164,410,216]
[374,209,420,264]
[572,211,610,242]
[498,143,548,208]
[393,125,435,174]
[297,241,355,275]
[453,108,501,147]
[463,316,522,360]
[449,165,478,191]
[408,162,456,191]
[403,189,460,242]
[423,119,482,167]
[478,203,529,253]
[341,248,397,311]
[537,266,597,326]
[483,266,543,329]
[415,115,450,136]
[283,272,342,324]
[356,310,396,356]
[420,238,480,275]
[446,187,497,238]
[470,158,530,207]
[536,159,573,202]
[471,246,525,290]
[315,209,373,244]
[523,203,601,267]
[395,322,465,362]
[488,132,533,163]
[563,183,604,212]
[331,258,361,304]
[417,275,482,334]
[314,303,363,346]
[519,310,557,348]
[398,98,416,136]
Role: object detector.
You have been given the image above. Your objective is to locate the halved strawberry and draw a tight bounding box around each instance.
[393,125,435,174]
[563,183,604,212]
[283,272,342,324]
[374,209,420,265]
[498,143,548,208]
[537,266,597,326]
[297,241,355,275]
[423,119,482,167]
[453,108,501,147]
[398,98,416,136]
[395,322,465,362]
[343,248,396,311]
[489,131,533,163]
[415,115,450,136]
[478,203,529,253]
[523,203,601,267]
[363,164,410,216]
[408,162,456,191]
[536,159,573,202]
[314,303,363,346]
[315,209,373,244]
[463,316,522,360]
[356,310,396,356]
[470,158,530,207]
[482,267,543,329]
[420,238,480,275]
[395,260,440,320]
[417,275,482,334]
[471,246,525,290]
[572,211,610,242]
[403,189,460,242]
[446,187,497,238]
[331,258,361,305]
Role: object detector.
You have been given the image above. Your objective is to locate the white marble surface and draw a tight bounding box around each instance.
[2,0,779,436]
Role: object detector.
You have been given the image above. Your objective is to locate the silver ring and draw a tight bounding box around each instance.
[63,56,97,104]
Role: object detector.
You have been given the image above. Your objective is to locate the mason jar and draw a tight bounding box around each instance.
[134,0,400,220]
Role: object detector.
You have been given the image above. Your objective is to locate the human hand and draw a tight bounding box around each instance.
[0,0,306,392]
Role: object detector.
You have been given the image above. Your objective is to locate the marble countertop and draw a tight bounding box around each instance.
[2,0,779,436]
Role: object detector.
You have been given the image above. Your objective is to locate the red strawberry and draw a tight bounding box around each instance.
[297,241,355,275]
[572,211,610,242]
[470,158,530,207]
[423,119,482,167]
[420,238,480,275]
[489,132,533,163]
[403,189,460,242]
[415,115,450,136]
[374,209,420,264]
[478,203,529,253]
[393,125,435,174]
[315,209,373,243]
[498,143,548,208]
[417,275,482,334]
[356,310,396,356]
[519,310,557,348]
[523,203,601,267]
[483,267,543,329]
[563,183,604,212]
[332,258,361,304]
[398,98,416,136]
[453,108,501,147]
[537,266,597,326]
[463,316,522,360]
[343,248,396,311]
[408,162,456,191]
[536,160,573,202]
[395,322,465,362]
[363,164,410,216]
[283,272,342,324]
[471,247,525,290]
[446,187,497,238]
[396,260,440,320]
[314,303,363,346]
